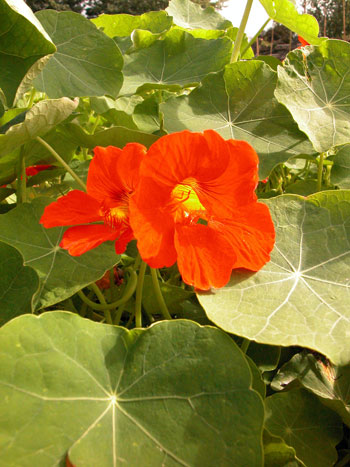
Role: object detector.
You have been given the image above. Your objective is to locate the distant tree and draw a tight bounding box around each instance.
[305,0,350,39]
[191,0,228,9]
[25,0,84,14]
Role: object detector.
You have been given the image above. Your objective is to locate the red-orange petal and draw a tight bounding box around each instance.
[215,202,275,271]
[60,224,120,256]
[174,224,236,290]
[40,190,101,228]
[114,227,134,255]
[116,143,147,193]
[298,36,310,47]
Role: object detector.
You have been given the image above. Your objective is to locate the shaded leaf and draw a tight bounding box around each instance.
[0,312,264,466]
[162,61,314,179]
[121,28,232,95]
[275,40,350,153]
[263,429,303,467]
[198,191,350,365]
[34,10,123,99]
[265,389,343,467]
[331,144,350,188]
[0,198,119,309]
[0,0,56,106]
[0,241,39,325]
[246,355,266,399]
[247,342,281,372]
[166,0,231,30]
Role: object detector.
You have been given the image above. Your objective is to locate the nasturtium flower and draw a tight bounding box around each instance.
[298,36,310,47]
[40,144,145,256]
[130,130,275,290]
[26,164,53,177]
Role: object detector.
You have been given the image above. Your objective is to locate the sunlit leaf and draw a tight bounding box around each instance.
[0,241,39,325]
[0,0,56,106]
[34,10,123,99]
[166,0,231,30]
[162,61,314,179]
[275,40,350,153]
[265,389,343,467]
[0,198,119,310]
[0,312,264,466]
[198,191,350,365]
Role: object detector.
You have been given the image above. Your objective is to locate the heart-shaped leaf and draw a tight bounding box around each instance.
[166,0,231,30]
[0,198,119,310]
[275,40,350,153]
[0,312,264,466]
[0,241,39,325]
[162,61,314,179]
[34,10,123,99]
[198,191,350,365]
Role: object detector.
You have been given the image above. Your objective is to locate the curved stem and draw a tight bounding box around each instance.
[241,18,270,57]
[135,261,147,328]
[90,283,113,324]
[35,136,87,191]
[150,268,172,320]
[317,152,325,192]
[230,0,254,63]
[240,338,250,354]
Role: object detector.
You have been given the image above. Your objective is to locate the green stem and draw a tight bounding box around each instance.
[135,261,147,328]
[241,18,270,57]
[317,152,325,192]
[230,0,254,63]
[150,268,172,320]
[240,338,250,354]
[17,146,26,204]
[35,136,87,191]
[90,115,101,134]
[90,283,113,324]
[27,88,36,108]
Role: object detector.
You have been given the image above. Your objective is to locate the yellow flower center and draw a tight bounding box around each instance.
[101,203,129,229]
[171,179,206,222]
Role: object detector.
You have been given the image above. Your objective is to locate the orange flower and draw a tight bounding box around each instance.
[130,130,275,290]
[26,164,53,177]
[40,144,146,256]
[298,36,310,47]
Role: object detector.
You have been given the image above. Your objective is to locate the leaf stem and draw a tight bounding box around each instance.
[150,268,172,320]
[317,152,325,192]
[90,283,113,324]
[230,0,254,63]
[241,19,271,57]
[240,338,250,354]
[17,146,26,204]
[35,136,87,191]
[135,261,147,328]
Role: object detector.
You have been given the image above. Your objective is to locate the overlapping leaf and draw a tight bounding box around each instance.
[0,312,264,466]
[162,61,314,179]
[166,0,231,30]
[275,40,350,153]
[331,144,350,188]
[34,10,123,99]
[198,191,350,365]
[0,241,39,325]
[265,389,343,467]
[121,28,232,95]
[0,0,56,106]
[0,198,119,310]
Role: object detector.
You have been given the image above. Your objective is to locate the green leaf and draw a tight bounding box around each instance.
[90,95,141,129]
[271,350,350,426]
[162,61,314,179]
[263,429,303,467]
[121,28,232,95]
[275,40,350,153]
[0,0,56,106]
[265,389,343,467]
[246,354,266,399]
[0,312,264,466]
[0,97,78,158]
[258,0,322,45]
[166,0,231,30]
[247,343,281,372]
[92,10,173,37]
[331,144,350,188]
[33,10,123,99]
[285,179,319,196]
[198,191,350,365]
[0,198,119,310]
[0,241,39,325]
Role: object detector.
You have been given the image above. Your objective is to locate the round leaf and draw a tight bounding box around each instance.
[0,312,264,466]
[198,191,350,365]
[166,0,231,30]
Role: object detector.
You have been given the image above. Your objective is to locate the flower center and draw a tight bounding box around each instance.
[100,197,129,229]
[171,179,206,222]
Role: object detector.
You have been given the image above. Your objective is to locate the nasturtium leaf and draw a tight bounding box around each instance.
[247,342,281,372]
[258,0,322,45]
[265,389,343,467]
[285,179,319,196]
[0,241,39,325]
[331,144,350,188]
[90,95,142,130]
[0,198,119,310]
[0,97,78,158]
[166,0,231,30]
[275,40,350,153]
[263,429,303,467]
[246,355,266,399]
[198,191,350,366]
[121,28,232,95]
[271,350,350,426]
[162,61,314,179]
[33,10,123,99]
[0,312,264,466]
[0,0,56,106]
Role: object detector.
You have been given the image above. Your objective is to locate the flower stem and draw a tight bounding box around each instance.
[240,338,250,354]
[230,0,254,63]
[90,283,113,324]
[150,268,172,320]
[16,146,26,204]
[317,152,325,192]
[241,18,270,57]
[35,136,87,191]
[135,261,147,328]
